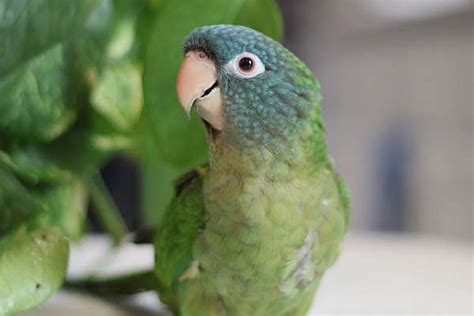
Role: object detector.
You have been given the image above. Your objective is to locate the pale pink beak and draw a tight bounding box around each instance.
[176,51,223,130]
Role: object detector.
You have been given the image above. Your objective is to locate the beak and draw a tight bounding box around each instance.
[176,50,224,130]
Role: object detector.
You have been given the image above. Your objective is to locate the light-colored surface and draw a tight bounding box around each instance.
[21,292,161,316]
[21,233,473,315]
[311,234,473,314]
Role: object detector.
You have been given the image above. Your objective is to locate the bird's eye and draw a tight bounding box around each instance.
[238,57,254,72]
[228,52,265,79]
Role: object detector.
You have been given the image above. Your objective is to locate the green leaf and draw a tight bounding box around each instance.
[0,162,44,236]
[135,1,162,61]
[106,0,143,61]
[32,180,88,241]
[0,148,73,185]
[0,44,76,142]
[62,0,113,76]
[0,230,13,253]
[140,0,282,222]
[0,0,98,76]
[234,0,283,41]
[91,62,143,131]
[60,1,115,130]
[140,130,182,224]
[41,128,117,177]
[0,227,69,315]
[0,152,86,240]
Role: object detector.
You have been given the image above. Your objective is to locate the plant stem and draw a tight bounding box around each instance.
[89,175,128,245]
[66,270,158,296]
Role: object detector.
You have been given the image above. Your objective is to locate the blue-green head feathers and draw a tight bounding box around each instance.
[184,25,324,153]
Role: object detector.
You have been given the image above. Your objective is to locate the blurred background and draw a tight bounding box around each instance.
[102,0,473,241]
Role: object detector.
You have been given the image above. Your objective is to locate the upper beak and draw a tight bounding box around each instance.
[176,50,223,130]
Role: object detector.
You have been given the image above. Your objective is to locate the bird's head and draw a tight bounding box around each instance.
[176,25,322,155]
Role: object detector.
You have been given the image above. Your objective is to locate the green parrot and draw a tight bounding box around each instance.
[154,25,350,315]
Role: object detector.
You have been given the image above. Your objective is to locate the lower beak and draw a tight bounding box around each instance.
[176,51,224,130]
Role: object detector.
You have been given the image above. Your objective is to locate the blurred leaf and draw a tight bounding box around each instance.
[32,180,88,241]
[106,0,143,61]
[41,128,117,177]
[62,0,133,77]
[140,0,283,222]
[83,0,114,36]
[135,0,166,61]
[61,0,115,121]
[0,161,44,236]
[0,227,69,315]
[0,0,98,77]
[0,148,73,185]
[0,44,76,142]
[140,129,181,224]
[68,0,113,70]
[61,0,143,144]
[0,229,13,253]
[0,151,87,240]
[234,0,283,41]
[106,17,135,61]
[91,62,143,131]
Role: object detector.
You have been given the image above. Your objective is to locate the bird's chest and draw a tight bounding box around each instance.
[195,170,322,301]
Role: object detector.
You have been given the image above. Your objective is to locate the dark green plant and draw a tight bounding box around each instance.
[0,0,282,313]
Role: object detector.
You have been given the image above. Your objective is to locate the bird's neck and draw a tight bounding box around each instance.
[208,146,303,181]
[207,118,329,178]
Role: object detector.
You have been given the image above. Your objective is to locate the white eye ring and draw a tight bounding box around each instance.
[227,52,265,79]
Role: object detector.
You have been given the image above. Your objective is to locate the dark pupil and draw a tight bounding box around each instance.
[239,57,254,71]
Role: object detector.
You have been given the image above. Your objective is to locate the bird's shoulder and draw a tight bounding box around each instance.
[154,167,208,287]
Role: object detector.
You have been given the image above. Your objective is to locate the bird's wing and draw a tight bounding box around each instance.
[333,170,351,234]
[154,167,207,289]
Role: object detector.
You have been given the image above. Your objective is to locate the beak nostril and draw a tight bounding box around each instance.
[198,51,208,59]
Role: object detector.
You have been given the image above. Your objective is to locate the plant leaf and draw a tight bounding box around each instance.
[0,162,44,236]
[0,148,73,185]
[91,61,143,131]
[0,0,98,76]
[140,131,182,224]
[31,180,88,241]
[0,44,76,142]
[0,227,69,315]
[41,128,117,177]
[234,0,283,41]
[0,152,87,240]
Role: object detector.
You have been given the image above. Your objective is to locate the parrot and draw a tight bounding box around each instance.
[153,24,351,315]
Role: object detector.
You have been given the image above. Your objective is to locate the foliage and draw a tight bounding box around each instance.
[0,227,69,315]
[0,0,282,313]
